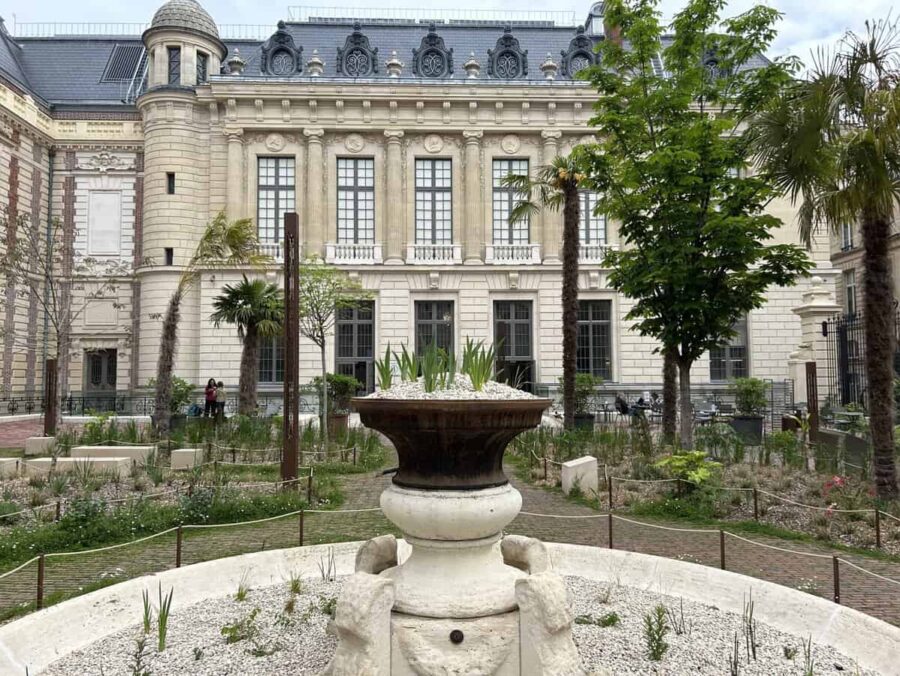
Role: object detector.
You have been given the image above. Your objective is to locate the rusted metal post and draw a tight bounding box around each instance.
[282,213,300,484]
[719,530,726,570]
[607,513,613,550]
[832,556,840,604]
[176,526,183,568]
[752,488,759,522]
[875,509,882,549]
[307,467,314,504]
[36,554,45,610]
[543,456,548,481]
[299,508,305,547]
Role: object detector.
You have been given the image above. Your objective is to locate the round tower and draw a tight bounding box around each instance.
[136,0,225,387]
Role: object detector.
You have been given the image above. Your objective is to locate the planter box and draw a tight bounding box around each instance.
[71,446,154,464]
[729,416,764,446]
[327,413,349,439]
[0,458,19,478]
[561,456,598,497]
[21,457,131,476]
[171,448,204,470]
[573,413,596,430]
[24,437,55,456]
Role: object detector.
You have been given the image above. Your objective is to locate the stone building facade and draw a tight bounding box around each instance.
[0,0,838,405]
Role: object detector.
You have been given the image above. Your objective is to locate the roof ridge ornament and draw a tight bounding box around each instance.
[560,24,598,78]
[412,22,453,78]
[337,22,379,77]
[487,24,528,79]
[261,20,303,76]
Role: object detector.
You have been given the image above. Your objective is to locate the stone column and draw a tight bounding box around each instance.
[541,130,563,264]
[462,129,484,264]
[303,128,325,258]
[384,130,405,264]
[224,128,244,220]
[791,275,842,406]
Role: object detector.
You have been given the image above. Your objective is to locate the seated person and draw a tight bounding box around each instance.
[614,394,630,416]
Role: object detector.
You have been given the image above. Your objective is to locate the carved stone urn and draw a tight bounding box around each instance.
[323,396,590,676]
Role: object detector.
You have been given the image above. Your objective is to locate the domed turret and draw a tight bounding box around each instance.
[142,0,225,89]
[146,0,219,41]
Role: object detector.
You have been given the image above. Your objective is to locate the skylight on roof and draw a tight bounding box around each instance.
[101,44,145,82]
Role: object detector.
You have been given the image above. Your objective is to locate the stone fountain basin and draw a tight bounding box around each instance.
[352,397,551,490]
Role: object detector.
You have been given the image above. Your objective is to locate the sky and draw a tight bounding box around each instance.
[5,0,896,64]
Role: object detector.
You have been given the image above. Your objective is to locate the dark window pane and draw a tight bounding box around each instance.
[167,47,181,85]
[576,300,612,380]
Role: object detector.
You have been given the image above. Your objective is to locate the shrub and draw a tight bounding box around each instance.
[312,373,362,413]
[653,451,720,489]
[730,378,768,416]
[559,373,603,415]
[147,376,195,415]
[644,604,669,661]
[695,424,744,464]
[763,431,802,467]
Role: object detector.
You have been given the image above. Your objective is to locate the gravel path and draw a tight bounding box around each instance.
[43,576,874,676]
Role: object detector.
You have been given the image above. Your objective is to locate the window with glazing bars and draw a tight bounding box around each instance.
[337,158,375,244]
[257,157,295,244]
[494,301,532,359]
[576,300,612,380]
[336,301,375,392]
[492,159,529,244]
[415,159,452,244]
[196,52,209,84]
[258,336,285,383]
[579,191,606,245]
[844,270,857,317]
[709,316,748,381]
[167,47,181,85]
[841,222,854,251]
[415,300,454,355]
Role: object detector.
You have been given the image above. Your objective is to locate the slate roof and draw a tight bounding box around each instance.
[0,18,38,100]
[149,0,219,39]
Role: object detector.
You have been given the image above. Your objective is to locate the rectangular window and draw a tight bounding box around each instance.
[335,300,375,393]
[196,52,209,84]
[494,301,533,360]
[844,269,857,317]
[167,47,181,85]
[579,191,606,245]
[164,247,174,266]
[576,300,612,380]
[415,300,454,355]
[415,159,452,244]
[841,222,854,251]
[337,158,375,244]
[710,316,749,381]
[258,336,285,384]
[87,191,122,255]
[257,157,296,244]
[166,172,175,194]
[492,159,529,245]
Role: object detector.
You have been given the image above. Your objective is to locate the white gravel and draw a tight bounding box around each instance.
[43,576,872,676]
[368,374,538,400]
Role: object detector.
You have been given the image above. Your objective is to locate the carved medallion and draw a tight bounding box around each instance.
[77,152,134,172]
[344,133,365,153]
[423,135,444,154]
[501,134,521,154]
[265,133,286,152]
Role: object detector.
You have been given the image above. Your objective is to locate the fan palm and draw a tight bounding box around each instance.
[750,19,900,498]
[153,212,271,436]
[504,154,584,429]
[211,276,285,415]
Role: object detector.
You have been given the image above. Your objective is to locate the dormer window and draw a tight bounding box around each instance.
[197,52,209,83]
[167,47,181,85]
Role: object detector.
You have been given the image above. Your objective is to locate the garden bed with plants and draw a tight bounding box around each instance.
[509,422,900,557]
[41,573,873,676]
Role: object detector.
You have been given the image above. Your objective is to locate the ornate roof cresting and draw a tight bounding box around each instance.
[412,23,454,78]
[487,25,528,79]
[337,22,379,78]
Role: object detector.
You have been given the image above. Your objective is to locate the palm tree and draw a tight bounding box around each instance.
[210,276,285,416]
[750,19,900,498]
[505,155,583,429]
[153,212,270,436]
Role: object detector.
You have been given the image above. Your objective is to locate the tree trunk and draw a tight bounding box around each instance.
[238,324,260,416]
[662,348,678,445]
[320,346,328,447]
[154,288,182,438]
[561,182,581,429]
[678,359,693,450]
[43,358,58,437]
[861,210,898,499]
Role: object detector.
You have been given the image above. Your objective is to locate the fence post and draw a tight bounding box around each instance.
[607,475,613,511]
[299,508,305,547]
[55,500,61,522]
[232,448,237,464]
[752,488,759,522]
[832,556,840,604]
[353,446,357,466]
[36,554,45,610]
[307,467,314,504]
[875,509,882,549]
[607,513,613,550]
[543,456,548,482]
[176,526,183,568]
[719,530,726,570]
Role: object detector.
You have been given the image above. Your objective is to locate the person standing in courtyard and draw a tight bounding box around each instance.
[204,378,217,418]
[215,381,227,421]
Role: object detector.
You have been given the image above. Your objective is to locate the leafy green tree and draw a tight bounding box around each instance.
[153,213,269,436]
[580,0,812,448]
[296,258,369,445]
[210,276,284,416]
[749,19,900,498]
[504,155,583,428]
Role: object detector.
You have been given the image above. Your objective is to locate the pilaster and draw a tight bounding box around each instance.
[224,128,244,220]
[384,130,405,264]
[541,130,563,264]
[463,129,484,264]
[303,127,325,258]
